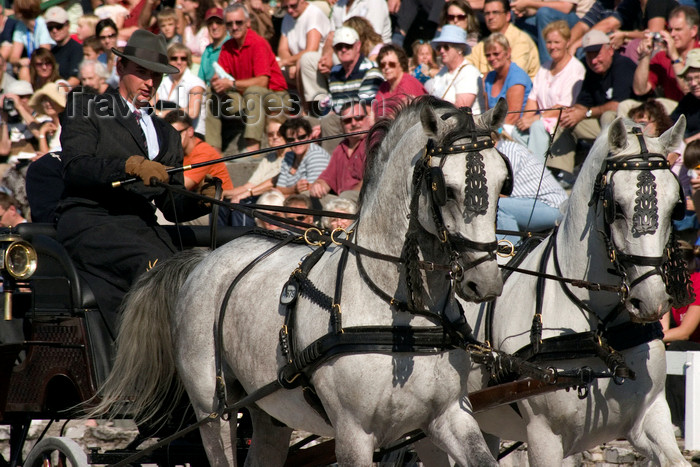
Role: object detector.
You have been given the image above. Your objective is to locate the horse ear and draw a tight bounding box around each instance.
[607,117,627,153]
[420,105,439,138]
[479,98,508,130]
[658,114,686,153]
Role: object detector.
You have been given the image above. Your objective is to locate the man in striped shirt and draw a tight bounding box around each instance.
[320,26,383,153]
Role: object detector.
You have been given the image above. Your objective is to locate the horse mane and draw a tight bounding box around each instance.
[359,96,472,209]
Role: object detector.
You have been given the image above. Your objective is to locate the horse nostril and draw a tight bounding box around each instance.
[467,281,478,294]
[630,298,642,310]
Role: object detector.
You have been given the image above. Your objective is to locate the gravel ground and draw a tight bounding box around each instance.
[2,420,699,466]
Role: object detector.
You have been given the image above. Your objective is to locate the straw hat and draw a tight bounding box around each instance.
[29,82,67,113]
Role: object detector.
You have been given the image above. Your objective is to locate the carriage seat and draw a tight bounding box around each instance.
[15,223,97,311]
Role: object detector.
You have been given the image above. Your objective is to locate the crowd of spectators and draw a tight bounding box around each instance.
[0,0,699,308]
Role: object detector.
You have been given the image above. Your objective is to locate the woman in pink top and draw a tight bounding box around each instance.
[374,44,427,117]
[512,20,584,165]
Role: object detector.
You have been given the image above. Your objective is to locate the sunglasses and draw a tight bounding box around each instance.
[446,13,467,21]
[333,43,354,52]
[286,214,308,221]
[285,1,299,10]
[47,22,66,31]
[380,60,398,69]
[225,20,245,28]
[435,44,452,52]
[99,33,117,40]
[35,61,53,67]
[341,115,366,125]
[169,56,188,62]
[284,133,308,142]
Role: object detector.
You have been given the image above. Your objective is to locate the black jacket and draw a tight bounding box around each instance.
[59,87,205,221]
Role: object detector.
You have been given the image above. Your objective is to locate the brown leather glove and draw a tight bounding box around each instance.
[198,175,221,208]
[125,155,169,186]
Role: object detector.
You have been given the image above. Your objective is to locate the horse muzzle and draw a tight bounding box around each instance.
[456,256,503,302]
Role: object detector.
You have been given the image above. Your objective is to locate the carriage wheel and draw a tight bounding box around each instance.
[22,437,88,467]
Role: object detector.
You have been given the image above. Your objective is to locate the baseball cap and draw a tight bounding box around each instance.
[44,6,68,25]
[582,29,610,53]
[333,26,359,47]
[679,48,700,76]
[205,7,224,22]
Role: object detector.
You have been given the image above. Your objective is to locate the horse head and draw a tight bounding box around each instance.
[414,98,510,302]
[595,116,686,322]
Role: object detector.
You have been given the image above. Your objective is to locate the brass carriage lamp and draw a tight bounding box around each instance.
[0,235,37,320]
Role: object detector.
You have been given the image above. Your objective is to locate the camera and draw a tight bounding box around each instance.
[2,98,14,112]
[651,32,664,43]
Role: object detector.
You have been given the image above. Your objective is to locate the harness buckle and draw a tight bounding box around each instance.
[497,239,515,257]
[330,228,347,245]
[423,261,435,271]
[304,227,324,247]
[439,229,448,243]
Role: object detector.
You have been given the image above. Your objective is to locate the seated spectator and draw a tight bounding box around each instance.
[79,60,111,94]
[0,193,28,227]
[198,8,228,86]
[283,193,314,226]
[157,44,206,138]
[95,19,119,88]
[310,101,372,199]
[210,3,290,153]
[277,0,331,109]
[276,117,330,196]
[426,25,484,111]
[467,0,540,80]
[343,16,384,62]
[254,189,286,230]
[2,80,38,155]
[176,0,212,63]
[26,49,65,92]
[483,33,532,126]
[409,39,440,84]
[223,115,287,203]
[308,0,391,118]
[510,0,590,62]
[441,0,481,48]
[82,36,103,62]
[495,137,568,246]
[661,240,700,434]
[374,44,426,116]
[319,26,383,153]
[671,48,700,142]
[321,196,357,231]
[46,7,82,87]
[157,8,182,47]
[76,14,99,42]
[0,8,19,62]
[550,29,637,174]
[513,20,585,161]
[28,82,66,154]
[164,110,233,191]
[241,0,275,43]
[628,99,674,138]
[633,6,699,104]
[569,0,676,55]
[10,0,55,72]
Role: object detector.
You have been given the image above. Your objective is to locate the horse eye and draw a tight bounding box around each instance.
[614,203,625,219]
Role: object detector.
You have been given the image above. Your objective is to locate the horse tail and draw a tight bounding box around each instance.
[87,248,208,424]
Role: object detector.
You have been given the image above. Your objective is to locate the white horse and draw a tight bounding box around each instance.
[461,117,690,466]
[94,97,513,466]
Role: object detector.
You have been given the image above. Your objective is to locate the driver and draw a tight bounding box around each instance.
[57,30,211,326]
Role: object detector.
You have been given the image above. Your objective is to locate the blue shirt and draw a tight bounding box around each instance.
[484,62,532,113]
[13,17,54,57]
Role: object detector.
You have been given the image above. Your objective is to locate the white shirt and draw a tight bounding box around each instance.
[330,0,392,43]
[282,4,331,55]
[125,98,160,160]
[425,58,484,114]
[157,68,207,135]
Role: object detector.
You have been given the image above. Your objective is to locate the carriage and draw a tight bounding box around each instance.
[0,97,691,466]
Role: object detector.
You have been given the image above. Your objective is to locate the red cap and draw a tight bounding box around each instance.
[205,7,224,21]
